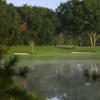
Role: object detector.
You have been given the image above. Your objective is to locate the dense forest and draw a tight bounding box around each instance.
[1,0,100,46]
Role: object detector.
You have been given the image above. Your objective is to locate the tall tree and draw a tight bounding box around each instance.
[17,5,42,45]
[0,1,22,46]
[56,0,85,46]
[6,3,21,46]
[36,7,60,45]
[0,0,11,45]
[83,0,100,46]
[17,5,60,45]
[56,0,100,46]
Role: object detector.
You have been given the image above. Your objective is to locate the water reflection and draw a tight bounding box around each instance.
[14,63,100,100]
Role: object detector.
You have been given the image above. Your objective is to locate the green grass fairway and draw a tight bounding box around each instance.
[5,46,100,61]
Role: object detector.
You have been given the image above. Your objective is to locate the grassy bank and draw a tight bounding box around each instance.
[5,45,100,60]
[3,45,100,65]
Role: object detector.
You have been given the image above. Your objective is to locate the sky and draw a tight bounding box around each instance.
[6,0,68,11]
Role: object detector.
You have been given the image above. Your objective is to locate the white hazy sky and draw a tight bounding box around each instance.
[6,0,68,11]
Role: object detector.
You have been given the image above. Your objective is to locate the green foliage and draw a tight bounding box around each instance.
[0,1,21,45]
[56,46,76,49]
[1,0,100,46]
[56,0,100,46]
[0,47,44,99]
[0,1,61,46]
[0,0,10,44]
[82,0,100,46]
[56,0,85,46]
[6,3,21,46]
[16,5,60,46]
[0,45,8,59]
[52,34,60,45]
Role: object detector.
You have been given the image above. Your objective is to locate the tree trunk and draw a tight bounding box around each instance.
[87,31,100,47]
[69,36,73,45]
[59,34,62,45]
[93,32,96,46]
[61,35,64,45]
[94,33,100,46]
[94,38,96,46]
[87,32,93,47]
[70,39,73,45]
[79,35,82,46]
[90,37,93,47]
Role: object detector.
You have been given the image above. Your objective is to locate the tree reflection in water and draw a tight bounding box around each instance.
[14,63,100,100]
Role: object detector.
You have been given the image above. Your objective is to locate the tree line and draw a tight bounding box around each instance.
[1,0,100,46]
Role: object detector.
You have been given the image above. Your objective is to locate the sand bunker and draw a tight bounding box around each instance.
[71,52,92,53]
[14,53,30,55]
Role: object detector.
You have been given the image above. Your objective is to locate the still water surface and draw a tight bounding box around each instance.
[15,62,100,100]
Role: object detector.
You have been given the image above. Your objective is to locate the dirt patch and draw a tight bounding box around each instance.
[14,53,30,55]
[71,52,93,53]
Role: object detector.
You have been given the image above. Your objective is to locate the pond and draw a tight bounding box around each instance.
[14,62,100,100]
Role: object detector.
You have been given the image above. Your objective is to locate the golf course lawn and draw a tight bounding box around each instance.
[5,45,100,61]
